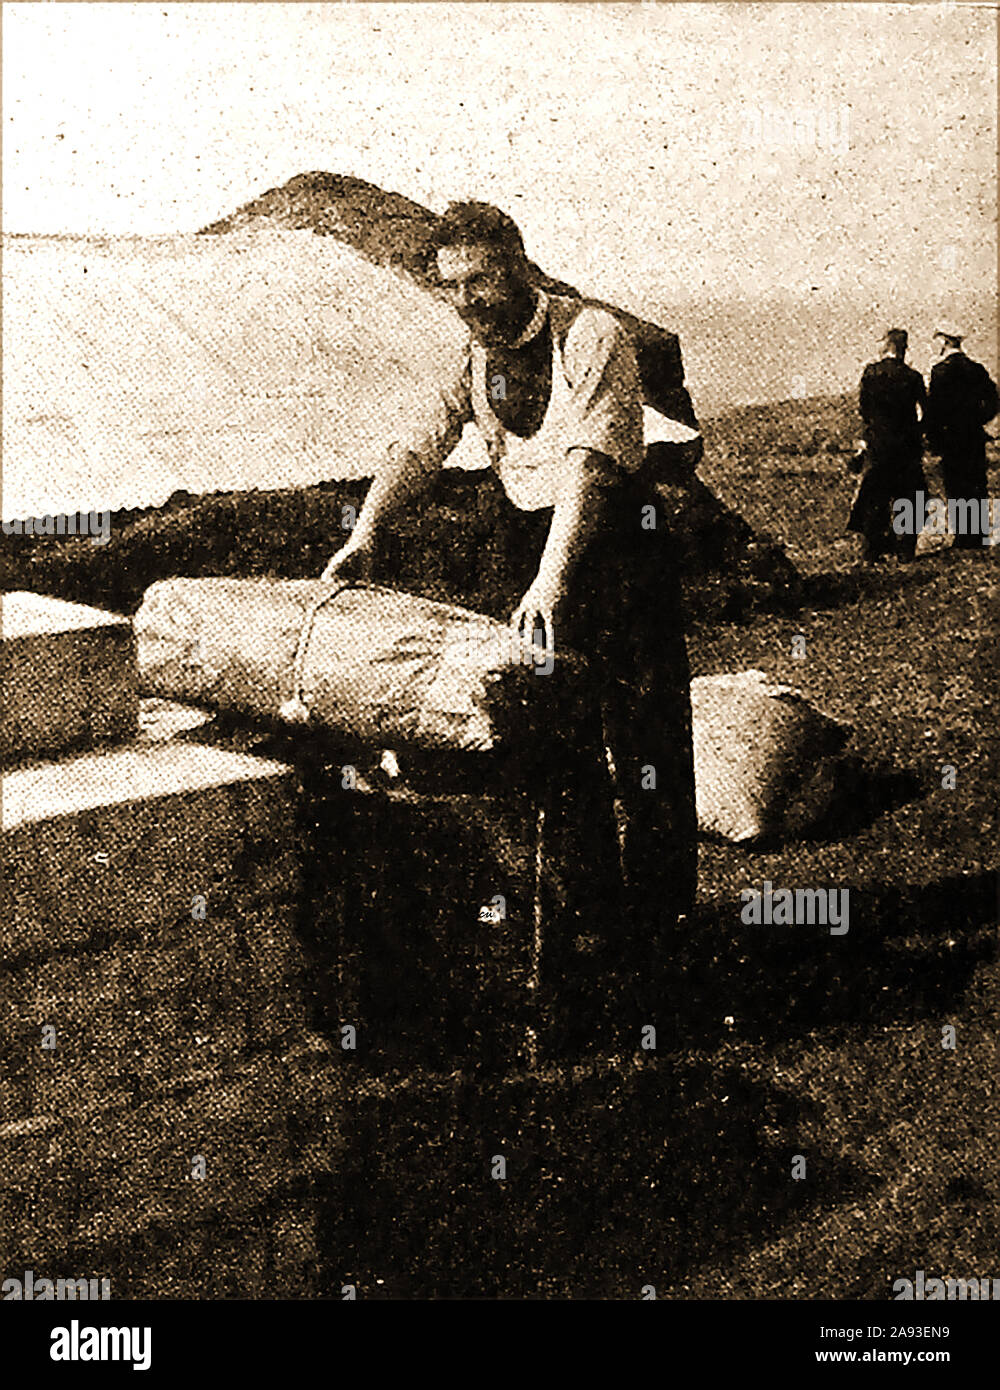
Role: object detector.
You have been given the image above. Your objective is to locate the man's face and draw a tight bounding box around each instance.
[436,242,530,346]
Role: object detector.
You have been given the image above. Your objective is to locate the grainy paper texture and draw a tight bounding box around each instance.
[1,2,997,1319]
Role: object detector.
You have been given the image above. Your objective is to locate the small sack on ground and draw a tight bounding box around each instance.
[691,670,851,843]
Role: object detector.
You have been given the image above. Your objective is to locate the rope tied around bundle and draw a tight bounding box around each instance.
[278,580,352,724]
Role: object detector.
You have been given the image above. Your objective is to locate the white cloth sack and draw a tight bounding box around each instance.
[691,670,850,842]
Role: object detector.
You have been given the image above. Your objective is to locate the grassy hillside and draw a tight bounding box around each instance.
[3,386,996,1299]
[296,422,998,1300]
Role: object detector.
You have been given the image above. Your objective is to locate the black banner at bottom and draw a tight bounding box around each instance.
[3,1297,995,1379]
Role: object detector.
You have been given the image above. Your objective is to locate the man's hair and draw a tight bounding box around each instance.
[884,328,908,353]
[430,201,526,263]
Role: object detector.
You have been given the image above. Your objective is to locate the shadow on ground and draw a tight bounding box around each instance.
[311,1056,877,1300]
[671,871,997,1050]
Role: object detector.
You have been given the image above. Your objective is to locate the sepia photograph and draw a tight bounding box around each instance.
[1,0,997,1353]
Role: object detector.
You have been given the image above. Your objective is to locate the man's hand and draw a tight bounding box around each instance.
[320,534,375,583]
[511,569,565,656]
[509,457,606,654]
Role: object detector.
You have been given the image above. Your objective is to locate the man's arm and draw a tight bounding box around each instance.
[342,443,447,548]
[977,363,999,426]
[511,451,609,648]
[913,370,928,440]
[512,308,643,647]
[858,364,876,431]
[321,364,471,579]
[922,363,944,453]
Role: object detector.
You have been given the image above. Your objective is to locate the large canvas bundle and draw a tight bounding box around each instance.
[3,221,700,522]
[2,233,467,521]
[134,578,570,753]
[691,670,850,842]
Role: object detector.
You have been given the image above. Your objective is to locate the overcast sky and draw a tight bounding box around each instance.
[4,2,996,323]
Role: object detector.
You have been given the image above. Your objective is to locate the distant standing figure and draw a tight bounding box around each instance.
[848,328,926,563]
[923,326,999,550]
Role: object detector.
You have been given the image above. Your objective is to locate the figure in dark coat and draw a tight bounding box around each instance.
[923,327,998,549]
[848,329,927,562]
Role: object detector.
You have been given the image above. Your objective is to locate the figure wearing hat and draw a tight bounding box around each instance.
[848,328,927,563]
[923,326,998,549]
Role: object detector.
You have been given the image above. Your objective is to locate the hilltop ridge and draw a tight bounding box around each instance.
[201,172,441,277]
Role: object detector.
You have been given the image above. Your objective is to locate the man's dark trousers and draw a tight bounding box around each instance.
[482,466,698,1024]
[849,453,925,562]
[940,442,988,549]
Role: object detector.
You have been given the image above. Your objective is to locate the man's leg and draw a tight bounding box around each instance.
[571,488,697,1040]
[892,463,926,562]
[480,475,697,1039]
[849,465,891,563]
[473,474,698,939]
[476,480,626,1047]
[942,445,988,549]
[593,521,698,934]
[560,477,697,940]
